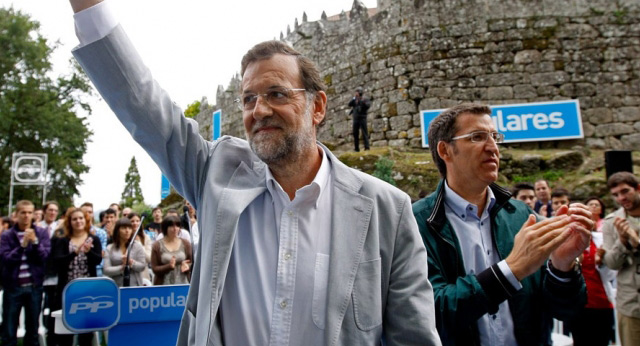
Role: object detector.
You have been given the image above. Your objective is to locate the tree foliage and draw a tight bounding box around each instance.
[0,7,93,214]
[120,156,145,208]
[184,100,201,118]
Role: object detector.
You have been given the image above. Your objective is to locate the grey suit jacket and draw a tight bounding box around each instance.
[73,25,440,346]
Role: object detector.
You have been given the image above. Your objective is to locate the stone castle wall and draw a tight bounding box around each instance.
[195,0,640,150]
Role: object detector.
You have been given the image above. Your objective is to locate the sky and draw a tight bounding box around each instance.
[1,0,377,212]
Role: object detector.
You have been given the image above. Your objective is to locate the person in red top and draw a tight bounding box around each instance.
[568,197,616,346]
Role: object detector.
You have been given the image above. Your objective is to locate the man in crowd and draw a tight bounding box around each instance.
[122,207,132,218]
[0,200,51,346]
[37,201,60,233]
[512,182,537,210]
[81,202,108,275]
[348,86,371,152]
[551,187,571,216]
[33,209,44,224]
[109,203,121,219]
[68,1,441,344]
[102,208,117,240]
[413,103,592,345]
[602,171,640,345]
[534,179,553,217]
[145,206,163,240]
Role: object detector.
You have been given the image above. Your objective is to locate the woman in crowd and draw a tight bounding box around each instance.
[586,197,606,231]
[151,215,192,285]
[568,197,615,346]
[128,212,152,284]
[103,218,146,286]
[51,208,102,346]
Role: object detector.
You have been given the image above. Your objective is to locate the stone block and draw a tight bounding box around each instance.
[389,115,414,131]
[586,138,606,149]
[487,86,514,99]
[547,151,584,171]
[615,107,640,122]
[385,131,399,139]
[409,86,426,99]
[556,24,599,38]
[582,122,595,137]
[514,50,542,64]
[574,83,597,96]
[409,138,423,148]
[584,108,613,124]
[372,117,389,133]
[513,84,537,98]
[595,123,635,137]
[426,87,452,98]
[419,98,440,110]
[372,140,388,147]
[536,85,558,96]
[531,71,571,86]
[476,73,528,87]
[397,76,411,88]
[621,133,640,150]
[407,127,422,139]
[388,139,407,147]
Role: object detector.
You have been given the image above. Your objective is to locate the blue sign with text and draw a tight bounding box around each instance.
[119,285,189,324]
[420,100,583,147]
[161,174,171,200]
[62,278,120,332]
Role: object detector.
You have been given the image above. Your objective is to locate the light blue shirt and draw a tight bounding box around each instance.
[443,182,521,346]
[219,148,333,346]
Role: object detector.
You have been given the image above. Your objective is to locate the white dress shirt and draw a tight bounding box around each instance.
[443,182,520,346]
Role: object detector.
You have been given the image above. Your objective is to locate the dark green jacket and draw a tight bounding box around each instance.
[412,181,586,346]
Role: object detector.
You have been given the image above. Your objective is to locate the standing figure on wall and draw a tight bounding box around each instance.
[348,87,370,152]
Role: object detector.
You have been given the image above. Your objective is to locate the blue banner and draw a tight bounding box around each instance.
[161,174,171,200]
[119,285,189,324]
[212,109,221,140]
[420,100,583,147]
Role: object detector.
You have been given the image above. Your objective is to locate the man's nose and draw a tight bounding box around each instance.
[251,96,273,120]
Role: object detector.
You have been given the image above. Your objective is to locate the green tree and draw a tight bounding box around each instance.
[120,156,145,208]
[184,100,201,118]
[0,7,93,213]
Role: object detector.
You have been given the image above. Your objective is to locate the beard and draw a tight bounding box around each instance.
[625,193,640,212]
[248,105,315,165]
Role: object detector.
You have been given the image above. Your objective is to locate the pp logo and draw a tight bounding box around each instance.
[63,278,120,332]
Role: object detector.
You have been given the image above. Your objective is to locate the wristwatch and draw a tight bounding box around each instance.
[548,258,581,279]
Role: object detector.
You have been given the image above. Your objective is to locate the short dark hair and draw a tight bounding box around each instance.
[2,216,13,229]
[585,197,606,218]
[112,218,133,249]
[551,187,570,199]
[428,103,492,178]
[512,182,535,198]
[152,207,162,213]
[607,171,639,190]
[240,40,326,93]
[104,208,117,216]
[42,200,59,212]
[161,215,182,236]
[535,179,550,188]
[80,202,93,209]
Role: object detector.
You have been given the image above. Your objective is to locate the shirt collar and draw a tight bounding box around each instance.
[444,180,496,220]
[266,146,331,208]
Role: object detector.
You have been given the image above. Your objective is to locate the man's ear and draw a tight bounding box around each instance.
[311,91,327,126]
[437,141,452,163]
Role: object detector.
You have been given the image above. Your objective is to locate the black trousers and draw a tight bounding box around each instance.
[352,116,369,151]
[569,308,615,346]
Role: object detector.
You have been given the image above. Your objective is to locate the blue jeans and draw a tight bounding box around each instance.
[2,285,44,346]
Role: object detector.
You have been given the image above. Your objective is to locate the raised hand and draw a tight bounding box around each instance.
[181,259,191,273]
[506,214,574,281]
[548,204,592,270]
[613,217,640,248]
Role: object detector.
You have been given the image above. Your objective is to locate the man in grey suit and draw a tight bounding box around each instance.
[68,1,441,345]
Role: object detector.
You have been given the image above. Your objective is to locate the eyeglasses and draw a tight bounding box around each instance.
[234,87,306,112]
[451,131,504,143]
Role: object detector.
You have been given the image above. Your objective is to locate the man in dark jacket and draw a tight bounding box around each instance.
[0,200,51,346]
[348,87,370,152]
[412,103,592,346]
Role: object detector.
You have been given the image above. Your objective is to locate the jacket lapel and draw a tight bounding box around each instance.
[210,160,267,306]
[323,152,373,344]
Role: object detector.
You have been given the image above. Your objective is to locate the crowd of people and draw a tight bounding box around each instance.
[510,173,640,345]
[0,200,197,346]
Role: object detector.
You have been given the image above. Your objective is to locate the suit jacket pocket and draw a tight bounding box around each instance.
[312,253,330,329]
[352,257,382,331]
